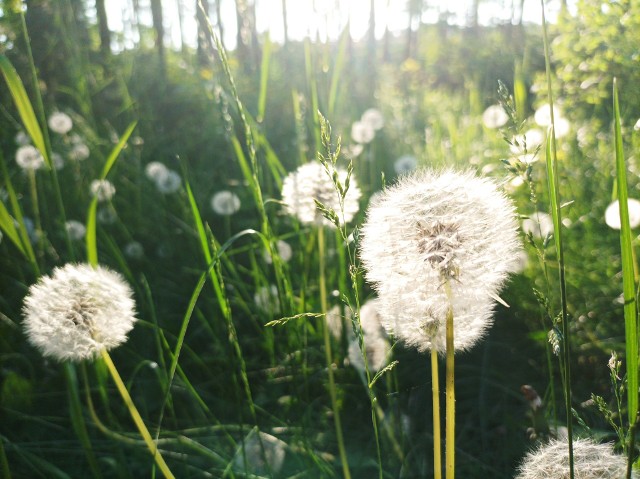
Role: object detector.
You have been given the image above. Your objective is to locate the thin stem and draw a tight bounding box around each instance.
[318,227,351,479]
[99,349,175,479]
[431,348,442,479]
[445,281,455,479]
[27,170,43,262]
[540,2,573,477]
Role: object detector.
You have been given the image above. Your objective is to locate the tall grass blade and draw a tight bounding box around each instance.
[541,1,573,476]
[613,79,638,428]
[328,24,349,118]
[86,122,137,266]
[257,34,271,123]
[0,55,50,168]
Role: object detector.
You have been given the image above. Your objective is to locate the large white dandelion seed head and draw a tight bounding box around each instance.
[22,263,137,362]
[605,199,640,230]
[281,161,361,227]
[359,169,521,353]
[90,179,116,202]
[16,145,45,171]
[47,112,73,135]
[211,190,241,215]
[515,438,634,479]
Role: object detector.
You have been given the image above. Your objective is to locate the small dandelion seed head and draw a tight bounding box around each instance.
[211,190,241,215]
[124,241,144,259]
[522,212,554,239]
[361,108,385,131]
[65,220,86,241]
[263,239,293,264]
[14,131,30,146]
[90,179,116,202]
[233,431,287,476]
[359,169,521,353]
[482,104,509,129]
[604,199,640,230]
[69,142,90,161]
[155,170,181,194]
[351,120,375,144]
[515,438,634,479]
[281,161,361,227]
[394,155,418,175]
[145,162,168,182]
[22,263,137,362]
[47,112,73,134]
[15,145,45,171]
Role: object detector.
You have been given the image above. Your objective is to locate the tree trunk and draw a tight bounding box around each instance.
[95,0,111,58]
[150,0,166,73]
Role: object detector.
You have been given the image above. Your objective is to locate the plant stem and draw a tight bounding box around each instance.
[445,282,455,479]
[431,348,442,479]
[99,349,175,479]
[318,227,351,479]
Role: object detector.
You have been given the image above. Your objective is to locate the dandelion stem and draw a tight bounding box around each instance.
[100,349,175,479]
[27,169,43,263]
[445,281,455,479]
[318,226,351,479]
[431,348,442,479]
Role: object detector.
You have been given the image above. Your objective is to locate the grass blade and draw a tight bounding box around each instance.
[0,55,50,168]
[613,78,638,427]
[328,24,349,118]
[86,122,137,266]
[257,33,272,123]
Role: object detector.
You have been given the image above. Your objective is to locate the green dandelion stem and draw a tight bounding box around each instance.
[445,281,455,479]
[100,349,175,479]
[432,347,442,479]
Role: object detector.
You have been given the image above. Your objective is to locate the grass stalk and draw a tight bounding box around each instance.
[541,1,573,476]
[99,349,175,479]
[431,348,442,479]
[318,226,351,479]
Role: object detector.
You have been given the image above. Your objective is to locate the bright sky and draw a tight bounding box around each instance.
[102,0,574,51]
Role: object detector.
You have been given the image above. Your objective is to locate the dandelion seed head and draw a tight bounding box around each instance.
[394,154,418,175]
[14,131,30,146]
[15,145,45,171]
[263,239,293,264]
[515,438,633,479]
[124,241,144,259]
[348,299,390,372]
[65,220,86,241]
[361,108,385,131]
[351,120,375,144]
[359,169,521,353]
[281,161,361,227]
[97,207,117,225]
[211,190,241,215]
[254,285,280,315]
[233,431,286,476]
[604,199,640,230]
[482,104,509,129]
[48,112,73,135]
[90,179,116,202]
[155,170,181,194]
[534,104,562,127]
[52,152,64,170]
[22,263,137,362]
[69,142,90,161]
[145,162,168,182]
[522,211,554,239]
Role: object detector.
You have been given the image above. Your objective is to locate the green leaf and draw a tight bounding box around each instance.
[613,78,638,426]
[0,55,50,168]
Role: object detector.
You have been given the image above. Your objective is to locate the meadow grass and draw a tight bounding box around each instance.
[0,1,639,478]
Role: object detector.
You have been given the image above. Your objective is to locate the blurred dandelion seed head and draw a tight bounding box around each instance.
[263,239,293,264]
[394,154,418,175]
[65,220,86,241]
[360,169,521,353]
[351,120,375,144]
[233,431,286,476]
[155,170,182,194]
[348,299,390,373]
[211,190,241,215]
[604,199,640,229]
[90,179,116,202]
[48,112,73,134]
[361,108,385,131]
[482,104,509,129]
[15,145,45,171]
[22,263,137,362]
[281,161,361,227]
[515,438,633,479]
[522,211,554,239]
[14,130,30,146]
